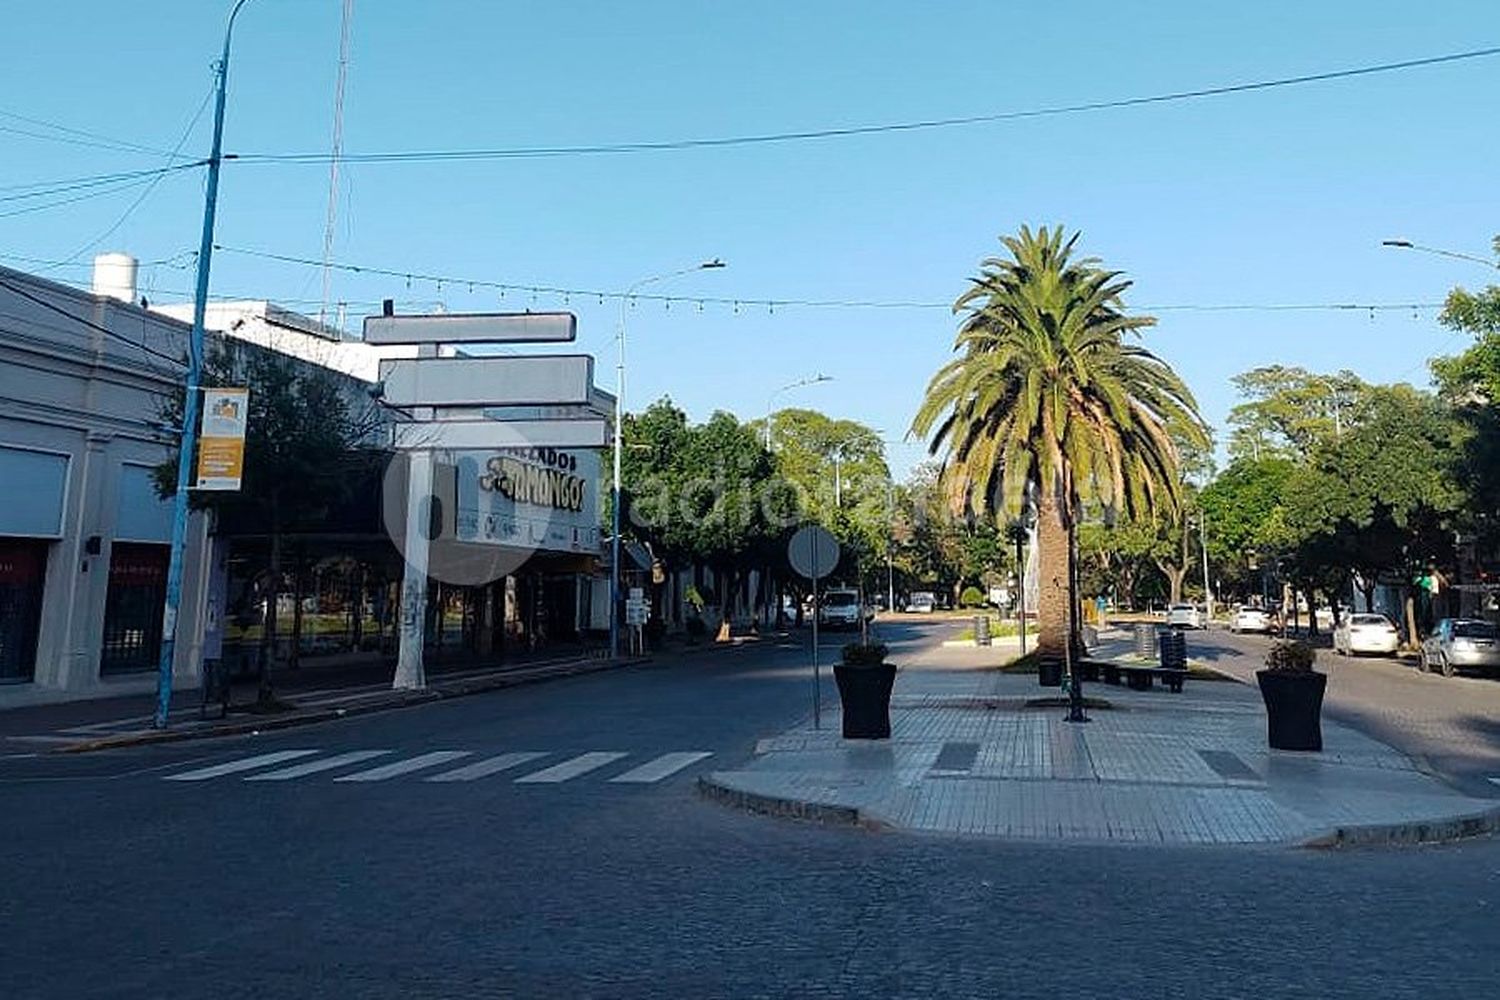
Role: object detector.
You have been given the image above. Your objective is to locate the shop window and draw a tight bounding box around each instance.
[0,539,48,682]
[100,543,168,675]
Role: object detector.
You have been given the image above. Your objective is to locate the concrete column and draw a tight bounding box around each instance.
[393,450,432,689]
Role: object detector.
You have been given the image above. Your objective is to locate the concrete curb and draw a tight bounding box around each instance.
[696,773,884,830]
[1300,803,1500,849]
[54,655,635,754]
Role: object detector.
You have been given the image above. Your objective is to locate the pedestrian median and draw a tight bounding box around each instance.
[700,665,1500,847]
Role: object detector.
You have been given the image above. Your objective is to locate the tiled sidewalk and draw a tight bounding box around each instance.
[705,664,1500,846]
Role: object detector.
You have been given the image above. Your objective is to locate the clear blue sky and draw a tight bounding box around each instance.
[3,1,1497,477]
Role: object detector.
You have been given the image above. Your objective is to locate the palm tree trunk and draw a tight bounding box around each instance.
[1036,490,1069,659]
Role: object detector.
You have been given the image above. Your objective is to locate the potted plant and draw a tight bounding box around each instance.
[1256,639,1326,751]
[834,642,897,739]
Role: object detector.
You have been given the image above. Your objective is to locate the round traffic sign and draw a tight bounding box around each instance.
[787,524,840,581]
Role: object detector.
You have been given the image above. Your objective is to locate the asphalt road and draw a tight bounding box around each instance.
[3,619,1498,999]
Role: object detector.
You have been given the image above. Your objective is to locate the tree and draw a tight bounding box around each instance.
[1226,366,1367,461]
[912,225,1208,659]
[618,398,791,630]
[1431,235,1500,551]
[155,339,380,705]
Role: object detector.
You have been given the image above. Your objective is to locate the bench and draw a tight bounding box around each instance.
[1100,661,1189,693]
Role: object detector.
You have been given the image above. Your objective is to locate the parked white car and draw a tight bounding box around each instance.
[1333,613,1400,656]
[1230,606,1273,634]
[818,589,869,629]
[907,591,936,614]
[1166,603,1204,629]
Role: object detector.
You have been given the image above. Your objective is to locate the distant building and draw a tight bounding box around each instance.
[150,299,415,382]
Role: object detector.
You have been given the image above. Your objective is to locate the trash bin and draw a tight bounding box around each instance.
[1134,623,1157,658]
[1159,630,1187,671]
[975,615,991,647]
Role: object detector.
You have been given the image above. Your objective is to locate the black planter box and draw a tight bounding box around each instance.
[1038,659,1063,687]
[1256,670,1327,751]
[833,663,897,739]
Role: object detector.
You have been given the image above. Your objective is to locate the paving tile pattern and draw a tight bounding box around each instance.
[713,665,1497,845]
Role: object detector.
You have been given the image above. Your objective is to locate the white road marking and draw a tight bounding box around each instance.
[514,751,628,784]
[334,751,472,782]
[163,750,320,782]
[608,751,714,784]
[1488,777,1500,788]
[425,752,549,783]
[245,750,393,782]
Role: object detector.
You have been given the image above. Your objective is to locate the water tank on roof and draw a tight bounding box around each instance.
[92,252,138,304]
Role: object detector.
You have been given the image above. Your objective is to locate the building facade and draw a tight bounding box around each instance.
[0,262,213,706]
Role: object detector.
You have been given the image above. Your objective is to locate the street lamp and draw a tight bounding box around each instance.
[764,374,833,450]
[154,0,257,730]
[1382,239,1499,270]
[610,259,726,661]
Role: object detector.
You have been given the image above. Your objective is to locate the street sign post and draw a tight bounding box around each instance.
[362,311,577,345]
[378,355,594,408]
[788,524,840,730]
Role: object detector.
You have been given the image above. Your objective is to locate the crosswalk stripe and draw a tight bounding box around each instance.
[514,751,628,784]
[608,751,714,784]
[333,751,472,783]
[425,752,549,783]
[245,750,392,782]
[163,750,319,782]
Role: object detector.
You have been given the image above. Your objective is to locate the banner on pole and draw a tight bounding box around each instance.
[195,387,249,491]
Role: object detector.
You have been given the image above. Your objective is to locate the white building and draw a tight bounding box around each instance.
[150,299,416,382]
[0,256,213,706]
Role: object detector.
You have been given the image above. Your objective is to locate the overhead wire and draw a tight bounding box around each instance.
[212,243,1445,316]
[225,45,1500,165]
[0,106,176,156]
[38,84,217,271]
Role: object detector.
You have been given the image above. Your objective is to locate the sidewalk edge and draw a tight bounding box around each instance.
[1299,803,1500,849]
[697,772,886,830]
[54,655,636,754]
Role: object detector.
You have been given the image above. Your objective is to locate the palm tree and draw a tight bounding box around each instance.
[912,225,1208,659]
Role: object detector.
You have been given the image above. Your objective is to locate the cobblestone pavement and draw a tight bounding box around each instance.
[4,621,1498,998]
[1180,627,1500,797]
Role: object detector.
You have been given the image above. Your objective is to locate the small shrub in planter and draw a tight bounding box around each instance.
[834,642,896,739]
[960,586,986,609]
[1256,640,1326,751]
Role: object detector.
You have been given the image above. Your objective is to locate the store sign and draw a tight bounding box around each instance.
[195,388,249,491]
[453,447,601,555]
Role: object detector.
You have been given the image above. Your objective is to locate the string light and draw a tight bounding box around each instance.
[206,244,1446,317]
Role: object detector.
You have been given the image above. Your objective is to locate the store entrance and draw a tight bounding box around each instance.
[0,538,48,683]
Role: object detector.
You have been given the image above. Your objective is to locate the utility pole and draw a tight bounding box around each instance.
[1198,513,1213,624]
[153,0,255,729]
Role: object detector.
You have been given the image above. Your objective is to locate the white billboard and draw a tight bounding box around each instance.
[450,446,601,556]
[363,311,577,345]
[378,355,594,408]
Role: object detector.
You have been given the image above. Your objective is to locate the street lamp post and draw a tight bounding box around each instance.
[764,374,832,450]
[1382,239,1499,271]
[610,259,725,661]
[153,0,256,730]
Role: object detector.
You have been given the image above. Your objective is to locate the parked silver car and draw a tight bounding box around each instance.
[1420,618,1500,677]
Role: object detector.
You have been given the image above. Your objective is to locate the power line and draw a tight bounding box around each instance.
[213,243,1445,316]
[0,106,176,156]
[225,45,1500,165]
[39,87,217,272]
[0,163,204,203]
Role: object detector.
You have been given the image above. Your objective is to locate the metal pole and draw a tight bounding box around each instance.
[153,0,252,730]
[811,542,821,730]
[610,303,624,661]
[1199,514,1212,625]
[1016,532,1027,656]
